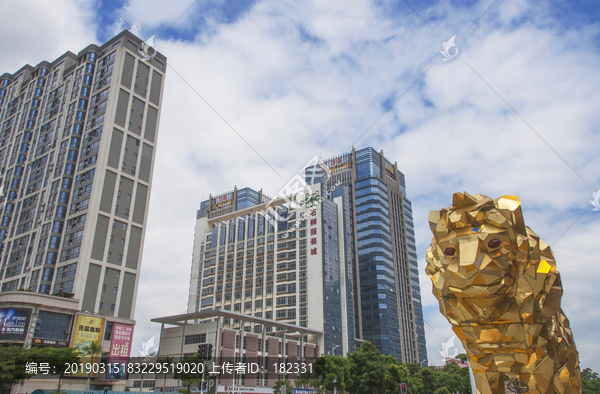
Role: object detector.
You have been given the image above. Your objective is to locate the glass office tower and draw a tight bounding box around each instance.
[307,147,427,364]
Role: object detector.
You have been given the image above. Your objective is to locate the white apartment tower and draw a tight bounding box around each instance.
[0,30,166,321]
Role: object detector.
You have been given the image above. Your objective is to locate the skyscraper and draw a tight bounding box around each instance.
[0,30,166,320]
[188,186,357,355]
[307,147,427,364]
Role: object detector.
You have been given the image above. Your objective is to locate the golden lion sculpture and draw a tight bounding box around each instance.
[426,192,581,394]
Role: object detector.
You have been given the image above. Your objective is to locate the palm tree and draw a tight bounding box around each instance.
[159,355,175,391]
[85,341,104,390]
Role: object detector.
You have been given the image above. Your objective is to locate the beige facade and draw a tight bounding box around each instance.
[188,185,355,355]
[0,30,166,321]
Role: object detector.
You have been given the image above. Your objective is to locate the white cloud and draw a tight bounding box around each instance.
[3,0,599,373]
[0,0,97,73]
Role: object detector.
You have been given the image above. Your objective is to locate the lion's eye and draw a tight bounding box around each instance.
[443,247,456,256]
[488,238,501,248]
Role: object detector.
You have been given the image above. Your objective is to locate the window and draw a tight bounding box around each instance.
[113,287,117,294]
[110,304,115,311]
[184,334,207,345]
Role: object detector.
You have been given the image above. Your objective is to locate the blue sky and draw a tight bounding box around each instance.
[2,0,600,373]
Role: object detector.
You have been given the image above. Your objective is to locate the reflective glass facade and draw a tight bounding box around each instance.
[309,147,428,364]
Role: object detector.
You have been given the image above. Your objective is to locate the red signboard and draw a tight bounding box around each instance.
[109,323,133,363]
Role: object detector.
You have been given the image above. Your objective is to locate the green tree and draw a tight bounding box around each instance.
[347,341,406,394]
[83,341,104,390]
[295,354,350,393]
[438,362,470,394]
[42,347,81,393]
[173,357,206,394]
[456,354,468,363]
[400,363,424,394]
[435,387,451,394]
[0,346,42,388]
[159,355,175,391]
[582,368,600,394]
[420,367,439,394]
[273,379,294,394]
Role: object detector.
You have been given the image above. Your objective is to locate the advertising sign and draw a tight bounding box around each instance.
[32,338,69,347]
[69,314,105,377]
[218,386,273,394]
[212,193,233,209]
[107,323,134,379]
[329,157,350,174]
[385,162,394,178]
[0,308,31,341]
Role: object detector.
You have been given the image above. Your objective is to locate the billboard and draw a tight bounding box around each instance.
[385,162,395,178]
[69,314,105,377]
[0,308,31,341]
[32,338,69,347]
[107,323,134,379]
[328,157,350,174]
[212,193,233,210]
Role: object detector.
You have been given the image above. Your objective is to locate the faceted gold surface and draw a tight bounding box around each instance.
[426,192,581,394]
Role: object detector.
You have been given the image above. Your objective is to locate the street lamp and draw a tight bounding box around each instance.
[331,345,340,355]
[420,359,428,367]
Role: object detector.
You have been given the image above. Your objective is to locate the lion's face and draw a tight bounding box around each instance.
[426,193,529,299]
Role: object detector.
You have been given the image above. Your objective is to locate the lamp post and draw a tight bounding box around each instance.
[331,345,339,356]
[420,359,427,367]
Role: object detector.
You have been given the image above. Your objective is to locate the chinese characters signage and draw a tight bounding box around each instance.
[309,208,318,255]
[385,162,394,178]
[212,193,232,209]
[329,157,350,174]
[32,338,68,347]
[0,308,31,341]
[107,323,133,379]
[70,314,105,377]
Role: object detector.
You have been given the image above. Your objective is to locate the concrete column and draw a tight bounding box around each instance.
[300,331,304,364]
[261,327,267,387]
[180,318,187,359]
[215,312,221,365]
[282,329,287,380]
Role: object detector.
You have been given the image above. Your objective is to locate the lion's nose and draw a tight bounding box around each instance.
[458,238,479,266]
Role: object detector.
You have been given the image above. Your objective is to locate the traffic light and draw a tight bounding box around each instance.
[400,383,407,394]
[198,344,206,360]
[207,343,213,360]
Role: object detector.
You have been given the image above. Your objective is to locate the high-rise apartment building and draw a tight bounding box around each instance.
[0,30,166,321]
[307,147,427,364]
[189,186,357,355]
